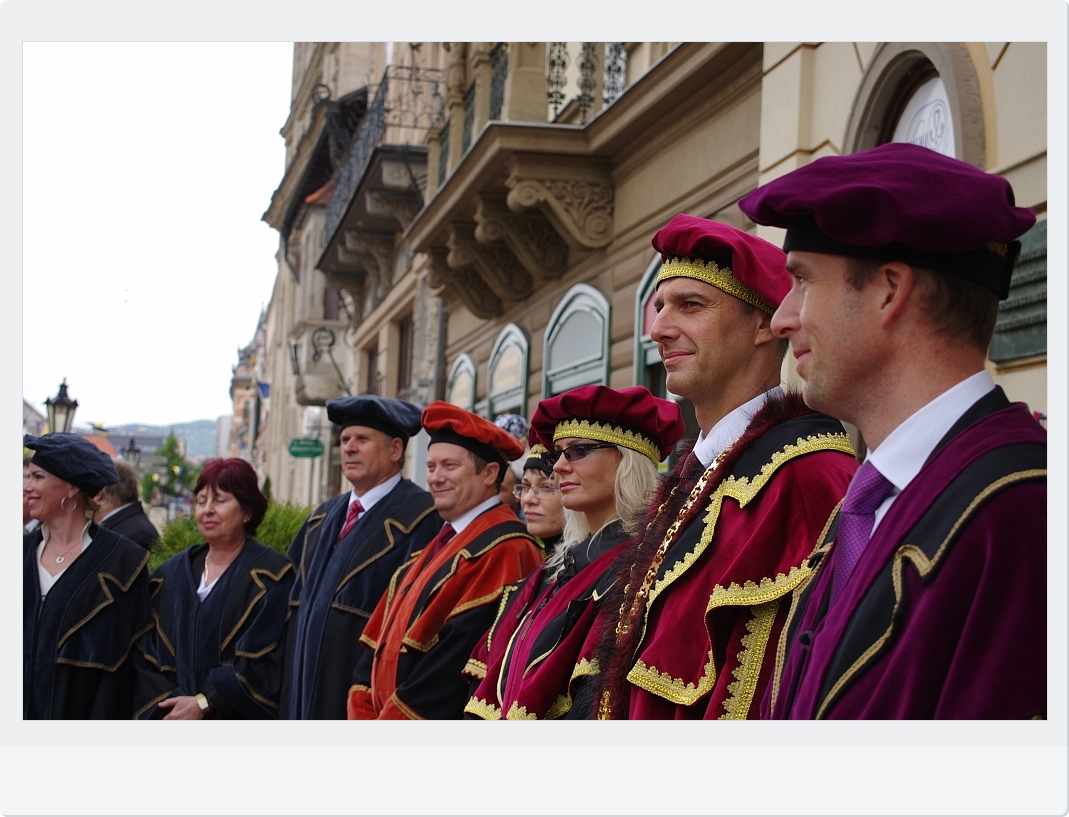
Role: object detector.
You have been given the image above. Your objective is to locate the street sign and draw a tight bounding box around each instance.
[288,438,324,458]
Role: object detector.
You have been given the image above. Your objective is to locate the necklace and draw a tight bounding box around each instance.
[50,539,81,565]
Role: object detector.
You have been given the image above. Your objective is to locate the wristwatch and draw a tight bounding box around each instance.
[195,693,212,715]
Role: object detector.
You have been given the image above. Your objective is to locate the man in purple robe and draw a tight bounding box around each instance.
[738,142,1046,719]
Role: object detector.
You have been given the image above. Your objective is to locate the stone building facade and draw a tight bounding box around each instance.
[254,41,1048,504]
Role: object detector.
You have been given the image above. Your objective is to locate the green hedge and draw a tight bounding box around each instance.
[148,500,311,573]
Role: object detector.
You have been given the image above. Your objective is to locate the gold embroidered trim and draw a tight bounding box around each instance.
[389,692,424,720]
[719,601,778,719]
[627,650,717,706]
[463,696,501,720]
[572,657,599,679]
[706,565,813,612]
[235,670,278,709]
[358,633,377,650]
[552,418,660,464]
[529,443,548,457]
[234,637,282,660]
[486,583,518,652]
[815,469,1045,719]
[544,694,573,720]
[220,562,294,653]
[134,690,174,720]
[299,512,326,586]
[504,701,538,720]
[329,602,372,618]
[349,683,370,695]
[55,623,153,673]
[658,256,773,315]
[334,505,438,594]
[645,434,853,625]
[768,500,842,714]
[57,548,151,649]
[464,658,488,679]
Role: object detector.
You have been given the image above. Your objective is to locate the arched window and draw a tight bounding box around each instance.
[543,284,610,397]
[633,255,665,395]
[843,43,985,166]
[445,354,476,411]
[487,324,529,418]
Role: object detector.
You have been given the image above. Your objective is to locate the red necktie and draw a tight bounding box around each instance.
[336,500,364,543]
[425,523,456,562]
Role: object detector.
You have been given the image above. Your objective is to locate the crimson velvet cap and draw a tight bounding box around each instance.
[530,385,685,465]
[737,142,1036,299]
[652,214,790,314]
[327,394,423,441]
[25,433,120,496]
[423,401,526,468]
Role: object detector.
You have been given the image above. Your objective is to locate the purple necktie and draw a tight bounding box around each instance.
[829,462,894,605]
[680,452,705,485]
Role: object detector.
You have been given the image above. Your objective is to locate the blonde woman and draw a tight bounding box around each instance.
[464,385,683,720]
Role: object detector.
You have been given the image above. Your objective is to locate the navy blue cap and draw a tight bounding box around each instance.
[24,433,120,496]
[326,395,423,441]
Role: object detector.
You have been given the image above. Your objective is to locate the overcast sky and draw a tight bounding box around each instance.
[23,42,293,427]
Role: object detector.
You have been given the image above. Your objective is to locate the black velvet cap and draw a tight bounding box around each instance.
[24,433,120,496]
[326,395,423,441]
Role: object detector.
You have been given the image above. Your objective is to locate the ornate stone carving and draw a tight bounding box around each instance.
[505,178,613,248]
[474,195,568,280]
[366,190,421,230]
[341,230,396,307]
[428,247,502,318]
[447,223,533,301]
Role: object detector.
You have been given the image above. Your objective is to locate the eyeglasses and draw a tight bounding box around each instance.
[542,443,617,467]
[512,483,560,498]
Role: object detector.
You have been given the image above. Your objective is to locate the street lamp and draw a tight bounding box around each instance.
[45,379,78,434]
[125,437,141,468]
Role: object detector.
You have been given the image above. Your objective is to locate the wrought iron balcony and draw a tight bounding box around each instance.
[323,65,445,245]
[547,42,628,123]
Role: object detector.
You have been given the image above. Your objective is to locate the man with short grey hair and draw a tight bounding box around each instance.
[96,457,158,548]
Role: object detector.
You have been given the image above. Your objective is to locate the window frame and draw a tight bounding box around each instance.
[542,283,611,398]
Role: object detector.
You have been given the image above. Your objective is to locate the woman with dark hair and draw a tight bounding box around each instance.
[134,458,294,719]
[23,433,152,719]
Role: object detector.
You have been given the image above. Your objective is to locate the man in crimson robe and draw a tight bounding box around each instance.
[347,402,543,719]
[739,142,1045,718]
[587,215,858,719]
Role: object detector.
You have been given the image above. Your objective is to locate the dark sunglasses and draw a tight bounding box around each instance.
[542,443,617,467]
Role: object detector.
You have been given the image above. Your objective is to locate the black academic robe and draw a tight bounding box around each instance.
[99,503,160,549]
[24,525,152,719]
[133,540,294,719]
[280,478,440,719]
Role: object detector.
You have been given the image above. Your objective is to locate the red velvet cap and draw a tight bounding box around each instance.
[422,401,526,467]
[737,143,1036,298]
[530,385,685,464]
[652,214,790,314]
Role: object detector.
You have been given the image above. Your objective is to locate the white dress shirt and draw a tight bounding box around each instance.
[37,519,94,597]
[344,472,402,518]
[692,386,784,468]
[449,495,502,535]
[97,501,137,525]
[866,370,996,534]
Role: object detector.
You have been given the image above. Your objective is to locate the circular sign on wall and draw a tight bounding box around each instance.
[891,75,956,158]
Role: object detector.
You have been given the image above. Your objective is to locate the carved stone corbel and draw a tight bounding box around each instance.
[446,223,533,301]
[473,195,568,280]
[366,190,421,231]
[427,247,503,318]
[342,230,396,304]
[505,178,614,248]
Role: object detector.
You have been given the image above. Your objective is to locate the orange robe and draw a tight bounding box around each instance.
[347,504,543,719]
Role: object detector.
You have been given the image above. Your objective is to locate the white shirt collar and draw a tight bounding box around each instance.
[867,370,995,531]
[98,501,137,524]
[692,386,783,468]
[867,370,995,492]
[348,472,402,514]
[449,495,502,535]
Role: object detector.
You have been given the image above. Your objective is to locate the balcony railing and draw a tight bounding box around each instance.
[324,65,445,244]
[547,42,628,123]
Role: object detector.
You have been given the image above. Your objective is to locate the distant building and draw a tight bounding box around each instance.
[229,311,265,465]
[22,400,46,438]
[215,415,232,458]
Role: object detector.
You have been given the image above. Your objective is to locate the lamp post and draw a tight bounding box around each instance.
[45,379,78,434]
[125,437,141,468]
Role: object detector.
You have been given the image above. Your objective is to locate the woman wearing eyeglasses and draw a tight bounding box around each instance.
[464,385,683,719]
[514,442,564,551]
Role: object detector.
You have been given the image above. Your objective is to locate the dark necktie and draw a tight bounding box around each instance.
[336,499,364,543]
[680,451,705,485]
[425,523,456,562]
[829,462,895,605]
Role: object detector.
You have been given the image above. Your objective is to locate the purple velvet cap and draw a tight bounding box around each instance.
[737,143,1036,298]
